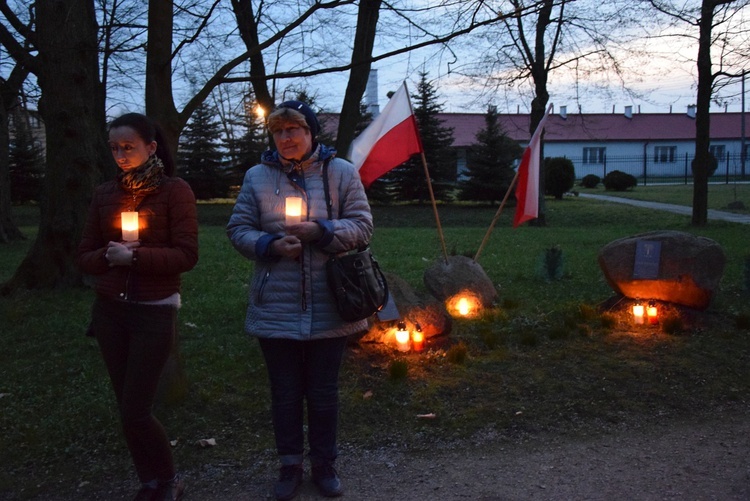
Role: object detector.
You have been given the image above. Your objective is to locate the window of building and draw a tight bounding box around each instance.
[653,146,676,163]
[583,147,605,164]
[709,144,725,160]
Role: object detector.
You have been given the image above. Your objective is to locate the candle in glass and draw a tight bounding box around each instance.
[411,326,425,352]
[121,211,139,241]
[285,197,302,226]
[395,322,410,352]
[647,301,658,325]
[632,302,645,325]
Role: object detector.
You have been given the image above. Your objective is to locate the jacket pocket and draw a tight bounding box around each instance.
[254,269,271,305]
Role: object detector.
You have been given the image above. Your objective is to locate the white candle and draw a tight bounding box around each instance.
[632,303,645,324]
[285,197,302,226]
[121,211,139,241]
[395,323,410,352]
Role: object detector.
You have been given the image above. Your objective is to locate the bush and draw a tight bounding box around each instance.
[544,157,576,199]
[580,174,601,188]
[602,170,637,191]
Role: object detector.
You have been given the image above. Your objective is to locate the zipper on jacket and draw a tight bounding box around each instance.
[299,252,307,311]
[123,269,131,301]
[256,270,270,305]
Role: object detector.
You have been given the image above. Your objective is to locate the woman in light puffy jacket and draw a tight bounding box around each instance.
[227,101,372,500]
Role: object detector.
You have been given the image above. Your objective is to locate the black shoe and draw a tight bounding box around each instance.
[133,485,158,501]
[312,463,343,498]
[274,464,303,501]
[154,475,185,501]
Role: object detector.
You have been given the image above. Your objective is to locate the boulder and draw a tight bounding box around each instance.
[357,273,452,344]
[598,230,725,310]
[423,255,498,307]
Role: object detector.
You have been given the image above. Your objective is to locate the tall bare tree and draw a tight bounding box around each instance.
[649,0,750,225]
[453,0,649,225]
[0,0,110,292]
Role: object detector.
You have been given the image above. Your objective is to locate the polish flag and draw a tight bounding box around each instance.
[512,105,552,228]
[349,82,423,188]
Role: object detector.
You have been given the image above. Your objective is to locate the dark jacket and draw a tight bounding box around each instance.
[77,176,199,302]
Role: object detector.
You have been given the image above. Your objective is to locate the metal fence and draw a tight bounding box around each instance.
[566,152,749,186]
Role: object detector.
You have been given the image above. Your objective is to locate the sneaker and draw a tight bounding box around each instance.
[274,464,303,501]
[154,475,185,501]
[311,463,343,498]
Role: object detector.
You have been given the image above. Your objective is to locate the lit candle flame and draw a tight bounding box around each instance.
[457,297,470,316]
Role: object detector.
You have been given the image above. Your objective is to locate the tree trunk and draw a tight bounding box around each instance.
[691,0,715,227]
[145,0,182,162]
[526,0,554,227]
[335,0,381,158]
[2,0,109,293]
[231,0,275,114]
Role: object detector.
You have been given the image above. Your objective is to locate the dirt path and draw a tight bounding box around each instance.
[68,411,749,500]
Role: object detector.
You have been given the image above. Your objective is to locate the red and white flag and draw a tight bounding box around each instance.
[349,82,424,188]
[512,105,553,228]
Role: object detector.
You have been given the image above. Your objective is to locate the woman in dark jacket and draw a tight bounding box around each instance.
[77,112,198,501]
[227,101,372,500]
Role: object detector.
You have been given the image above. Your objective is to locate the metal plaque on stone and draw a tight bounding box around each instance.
[632,240,661,279]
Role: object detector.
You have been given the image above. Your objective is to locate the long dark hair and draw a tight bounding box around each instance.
[109,113,175,176]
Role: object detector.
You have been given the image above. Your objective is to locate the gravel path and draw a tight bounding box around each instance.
[114,412,749,501]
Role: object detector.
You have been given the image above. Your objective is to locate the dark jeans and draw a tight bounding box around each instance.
[257,336,348,467]
[91,296,176,483]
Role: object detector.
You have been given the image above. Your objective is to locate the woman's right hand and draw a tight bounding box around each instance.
[272,235,302,259]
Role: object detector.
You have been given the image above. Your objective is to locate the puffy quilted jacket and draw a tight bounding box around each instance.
[226,145,373,340]
[77,176,199,302]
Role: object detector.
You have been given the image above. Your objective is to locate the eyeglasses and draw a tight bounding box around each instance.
[272,126,307,138]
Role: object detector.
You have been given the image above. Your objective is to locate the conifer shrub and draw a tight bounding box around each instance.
[602,170,637,191]
[544,157,576,199]
[446,341,468,364]
[388,359,409,380]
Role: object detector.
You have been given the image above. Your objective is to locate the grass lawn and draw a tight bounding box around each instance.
[1,191,749,500]
[577,182,750,213]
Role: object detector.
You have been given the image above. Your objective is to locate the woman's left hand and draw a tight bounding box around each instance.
[285,222,323,243]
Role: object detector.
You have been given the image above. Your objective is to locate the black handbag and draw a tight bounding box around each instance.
[326,246,388,322]
[322,161,388,322]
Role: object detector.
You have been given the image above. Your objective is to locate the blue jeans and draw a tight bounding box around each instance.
[257,336,348,466]
[92,296,177,483]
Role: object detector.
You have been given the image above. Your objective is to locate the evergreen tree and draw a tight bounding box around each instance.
[459,105,522,204]
[178,101,225,199]
[9,112,45,204]
[386,72,455,203]
[224,94,268,194]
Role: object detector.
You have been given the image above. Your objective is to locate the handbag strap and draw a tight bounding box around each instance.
[322,158,370,253]
[322,158,333,220]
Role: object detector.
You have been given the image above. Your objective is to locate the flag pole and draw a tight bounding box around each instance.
[473,169,521,262]
[473,104,554,263]
[403,80,449,264]
[419,151,449,263]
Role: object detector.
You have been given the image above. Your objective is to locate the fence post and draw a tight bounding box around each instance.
[725,151,729,184]
[684,152,689,185]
